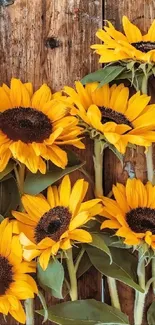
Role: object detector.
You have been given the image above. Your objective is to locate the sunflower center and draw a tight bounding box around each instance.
[0,107,52,143]
[126,207,155,234]
[0,255,14,295]
[34,206,72,243]
[131,41,155,53]
[100,107,133,128]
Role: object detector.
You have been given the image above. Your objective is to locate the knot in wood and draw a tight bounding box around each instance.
[45,37,60,49]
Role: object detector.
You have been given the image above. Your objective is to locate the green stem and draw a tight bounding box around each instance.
[75,247,85,273]
[107,277,121,310]
[93,139,104,197]
[15,164,35,324]
[152,258,155,295]
[141,74,148,95]
[24,299,34,325]
[66,248,78,301]
[93,140,121,309]
[145,145,154,183]
[14,163,25,195]
[134,252,146,325]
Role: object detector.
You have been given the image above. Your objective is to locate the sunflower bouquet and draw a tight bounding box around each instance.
[1,16,155,325]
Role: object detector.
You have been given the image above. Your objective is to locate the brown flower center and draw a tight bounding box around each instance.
[131,41,155,53]
[0,107,52,143]
[100,107,133,128]
[34,206,72,243]
[0,255,14,295]
[126,207,155,233]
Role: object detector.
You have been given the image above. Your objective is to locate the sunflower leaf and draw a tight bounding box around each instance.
[0,160,15,181]
[89,233,112,263]
[37,259,64,299]
[76,252,92,278]
[85,245,144,293]
[36,299,129,324]
[0,177,20,216]
[147,301,155,325]
[24,151,85,195]
[81,66,125,86]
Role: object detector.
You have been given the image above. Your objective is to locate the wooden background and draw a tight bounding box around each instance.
[0,0,154,324]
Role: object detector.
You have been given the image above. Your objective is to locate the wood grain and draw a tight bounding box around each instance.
[0,0,102,324]
[103,1,155,324]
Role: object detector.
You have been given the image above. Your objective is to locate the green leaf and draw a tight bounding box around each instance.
[147,301,155,325]
[24,151,85,195]
[85,246,144,293]
[98,66,125,88]
[0,177,20,216]
[81,66,125,86]
[37,259,64,299]
[101,233,131,249]
[90,233,112,262]
[36,299,129,324]
[76,252,92,278]
[0,160,15,181]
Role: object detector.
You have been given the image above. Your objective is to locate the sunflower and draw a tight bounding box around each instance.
[91,16,155,63]
[64,81,155,154]
[100,178,155,248]
[12,175,103,270]
[0,218,37,324]
[0,78,84,173]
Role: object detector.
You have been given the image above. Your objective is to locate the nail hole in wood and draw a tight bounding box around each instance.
[45,37,60,49]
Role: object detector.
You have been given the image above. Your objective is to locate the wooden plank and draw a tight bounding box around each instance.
[0,0,102,324]
[103,1,155,324]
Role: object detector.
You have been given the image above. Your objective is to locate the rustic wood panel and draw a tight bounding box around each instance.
[0,0,102,324]
[104,1,155,324]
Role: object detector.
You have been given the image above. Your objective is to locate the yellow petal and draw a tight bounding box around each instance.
[22,194,50,220]
[32,84,52,109]
[122,16,142,42]
[9,300,26,324]
[101,220,121,229]
[39,248,52,270]
[10,78,22,106]
[69,211,89,231]
[69,229,92,243]
[69,179,85,216]
[47,186,55,207]
[0,222,12,257]
[38,237,55,249]
[59,175,71,207]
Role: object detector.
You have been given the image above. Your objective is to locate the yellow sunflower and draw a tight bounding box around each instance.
[91,16,155,63]
[64,81,155,154]
[0,78,84,173]
[12,175,103,270]
[0,218,37,324]
[101,178,155,248]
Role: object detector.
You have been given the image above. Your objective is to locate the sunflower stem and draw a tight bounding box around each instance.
[24,298,34,325]
[141,73,155,297]
[66,248,78,301]
[134,252,146,325]
[14,163,25,196]
[93,139,104,197]
[152,258,155,295]
[107,277,121,310]
[75,247,85,273]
